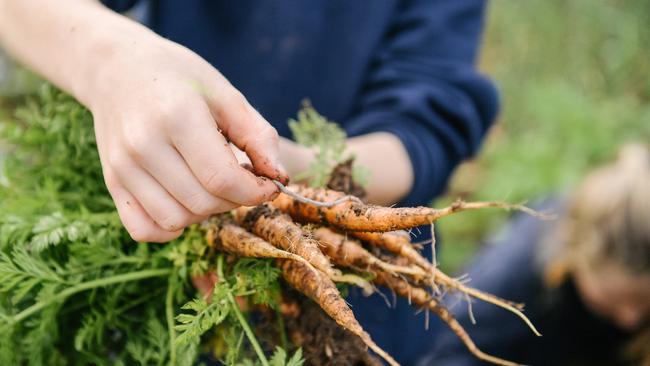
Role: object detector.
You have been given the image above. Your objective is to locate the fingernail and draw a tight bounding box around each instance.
[275,162,289,184]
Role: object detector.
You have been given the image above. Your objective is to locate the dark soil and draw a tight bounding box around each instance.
[326,159,367,202]
[251,158,377,365]
[282,292,383,366]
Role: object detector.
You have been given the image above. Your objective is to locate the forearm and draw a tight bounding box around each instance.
[346,132,413,205]
[0,0,150,106]
[280,132,413,206]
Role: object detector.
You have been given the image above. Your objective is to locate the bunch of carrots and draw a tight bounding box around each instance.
[204,183,547,366]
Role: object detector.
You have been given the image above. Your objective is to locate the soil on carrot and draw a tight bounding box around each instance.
[251,297,381,366]
[251,287,382,366]
[282,292,382,366]
[326,159,367,201]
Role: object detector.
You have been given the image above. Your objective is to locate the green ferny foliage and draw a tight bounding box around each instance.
[289,101,369,188]
[0,84,304,365]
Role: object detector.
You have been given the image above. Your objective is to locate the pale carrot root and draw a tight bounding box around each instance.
[373,259,427,277]
[312,227,420,277]
[280,259,399,366]
[433,304,525,366]
[354,230,540,336]
[330,273,374,296]
[433,199,555,221]
[360,332,400,366]
[272,180,362,207]
[351,231,432,272]
[375,273,523,366]
[313,226,432,287]
[208,222,322,281]
[234,204,338,277]
[431,271,542,337]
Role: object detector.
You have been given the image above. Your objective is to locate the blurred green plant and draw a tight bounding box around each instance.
[288,101,369,187]
[437,0,650,273]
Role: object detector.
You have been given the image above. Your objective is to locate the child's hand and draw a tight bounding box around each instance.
[85,34,287,242]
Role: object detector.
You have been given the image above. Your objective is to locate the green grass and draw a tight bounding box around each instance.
[437,0,650,273]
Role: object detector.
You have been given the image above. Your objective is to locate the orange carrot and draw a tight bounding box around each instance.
[375,273,523,366]
[280,259,399,366]
[272,185,551,232]
[352,231,431,273]
[207,222,320,275]
[313,227,424,277]
[234,204,337,277]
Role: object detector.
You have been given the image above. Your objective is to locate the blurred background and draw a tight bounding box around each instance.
[1,0,648,272]
[436,0,650,272]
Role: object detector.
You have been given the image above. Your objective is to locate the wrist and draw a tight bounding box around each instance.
[69,11,157,108]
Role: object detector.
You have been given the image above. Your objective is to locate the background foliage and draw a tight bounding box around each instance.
[436,0,650,272]
[0,86,303,365]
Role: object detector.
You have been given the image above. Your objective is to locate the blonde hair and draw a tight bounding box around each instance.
[563,144,650,273]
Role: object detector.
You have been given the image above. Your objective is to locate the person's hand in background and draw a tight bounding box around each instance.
[277,134,413,206]
[0,0,288,242]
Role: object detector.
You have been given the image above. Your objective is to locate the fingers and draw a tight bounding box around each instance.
[111,153,206,232]
[138,144,239,216]
[107,177,183,243]
[229,143,252,166]
[205,84,289,184]
[170,102,280,206]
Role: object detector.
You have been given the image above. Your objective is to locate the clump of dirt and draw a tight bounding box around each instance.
[326,159,367,201]
[252,159,376,364]
[282,292,382,366]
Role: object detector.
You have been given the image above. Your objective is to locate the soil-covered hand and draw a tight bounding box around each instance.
[84,31,287,242]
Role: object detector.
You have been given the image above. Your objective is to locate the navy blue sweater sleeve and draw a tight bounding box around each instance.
[342,0,499,206]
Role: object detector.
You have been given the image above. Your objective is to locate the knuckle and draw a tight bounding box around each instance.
[165,117,187,134]
[140,103,169,125]
[122,127,153,161]
[203,168,235,196]
[102,169,120,191]
[107,151,130,171]
[161,102,191,132]
[157,211,192,232]
[124,221,158,242]
[129,228,154,243]
[186,193,215,216]
[260,125,279,142]
[239,186,270,206]
[220,93,250,121]
[243,124,278,156]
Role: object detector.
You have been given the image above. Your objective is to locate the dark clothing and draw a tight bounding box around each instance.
[421,198,635,366]
[102,0,498,207]
[102,1,498,363]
